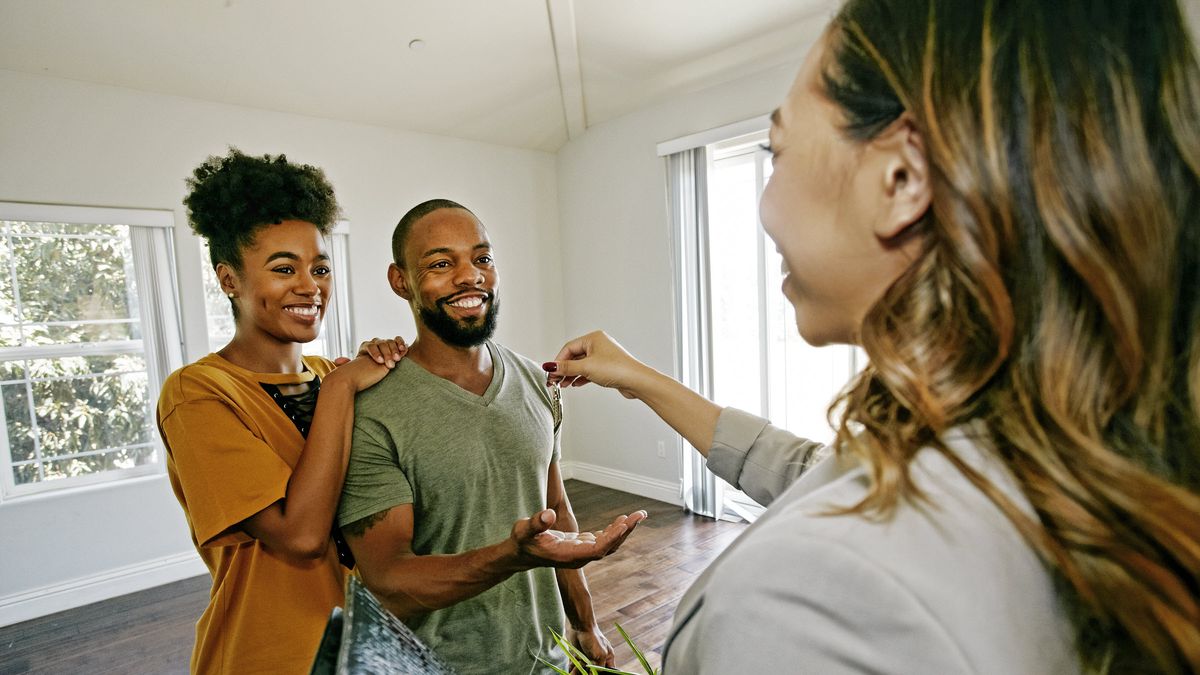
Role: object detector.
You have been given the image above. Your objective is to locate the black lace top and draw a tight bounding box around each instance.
[260,379,320,437]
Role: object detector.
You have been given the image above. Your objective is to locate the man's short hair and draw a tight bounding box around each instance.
[391,199,475,268]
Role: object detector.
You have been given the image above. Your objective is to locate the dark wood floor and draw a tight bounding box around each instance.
[0,480,746,674]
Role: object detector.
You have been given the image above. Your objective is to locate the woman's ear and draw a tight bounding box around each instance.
[875,115,931,241]
[215,262,240,298]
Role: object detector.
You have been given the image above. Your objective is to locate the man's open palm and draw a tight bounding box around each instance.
[512,509,647,568]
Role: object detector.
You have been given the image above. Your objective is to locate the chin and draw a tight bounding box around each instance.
[793,310,850,348]
[282,328,322,345]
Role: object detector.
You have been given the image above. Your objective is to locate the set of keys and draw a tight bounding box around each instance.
[549,379,562,429]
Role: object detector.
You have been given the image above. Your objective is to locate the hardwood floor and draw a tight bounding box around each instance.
[0,480,746,674]
[0,575,209,674]
[567,481,747,673]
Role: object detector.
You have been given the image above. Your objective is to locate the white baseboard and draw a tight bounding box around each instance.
[560,461,683,506]
[0,467,679,628]
[0,550,207,627]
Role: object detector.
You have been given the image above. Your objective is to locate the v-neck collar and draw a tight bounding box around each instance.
[400,340,503,406]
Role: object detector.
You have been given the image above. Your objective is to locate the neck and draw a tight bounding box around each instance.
[218,330,306,374]
[406,331,490,376]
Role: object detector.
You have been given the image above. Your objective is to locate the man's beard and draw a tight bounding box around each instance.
[419,293,499,347]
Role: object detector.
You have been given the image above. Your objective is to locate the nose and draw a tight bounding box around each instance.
[454,263,485,288]
[294,269,322,298]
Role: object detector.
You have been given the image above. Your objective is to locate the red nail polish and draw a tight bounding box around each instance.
[542,362,557,373]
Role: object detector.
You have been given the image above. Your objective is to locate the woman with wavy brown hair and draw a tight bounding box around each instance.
[543,0,1200,672]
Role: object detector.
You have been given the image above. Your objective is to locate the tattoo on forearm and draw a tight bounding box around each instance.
[341,510,389,538]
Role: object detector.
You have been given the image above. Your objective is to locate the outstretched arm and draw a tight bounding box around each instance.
[544,331,721,454]
[544,331,828,507]
[342,502,646,621]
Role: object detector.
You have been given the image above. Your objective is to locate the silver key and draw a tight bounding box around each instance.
[550,381,562,429]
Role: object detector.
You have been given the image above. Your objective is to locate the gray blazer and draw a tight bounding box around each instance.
[661,409,1081,674]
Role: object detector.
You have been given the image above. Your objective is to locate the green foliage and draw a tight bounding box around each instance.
[0,221,156,486]
[539,624,659,675]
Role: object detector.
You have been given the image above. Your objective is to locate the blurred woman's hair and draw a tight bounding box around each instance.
[824,0,1200,671]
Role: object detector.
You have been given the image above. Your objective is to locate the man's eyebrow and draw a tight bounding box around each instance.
[265,251,329,263]
[419,243,492,259]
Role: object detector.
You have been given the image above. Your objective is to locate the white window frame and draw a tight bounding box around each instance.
[0,201,182,500]
[664,119,865,523]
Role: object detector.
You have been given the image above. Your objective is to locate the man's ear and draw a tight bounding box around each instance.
[875,114,931,241]
[388,263,412,301]
[215,262,240,297]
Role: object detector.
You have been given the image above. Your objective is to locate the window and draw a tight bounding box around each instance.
[200,221,355,359]
[0,202,182,497]
[707,132,864,519]
[668,126,864,521]
[708,132,865,442]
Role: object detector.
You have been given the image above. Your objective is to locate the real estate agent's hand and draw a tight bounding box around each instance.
[543,330,652,399]
[545,330,723,458]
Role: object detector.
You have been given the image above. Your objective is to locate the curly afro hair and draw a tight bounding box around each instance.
[183,148,341,271]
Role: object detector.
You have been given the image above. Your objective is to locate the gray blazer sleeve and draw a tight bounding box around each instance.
[705,407,827,506]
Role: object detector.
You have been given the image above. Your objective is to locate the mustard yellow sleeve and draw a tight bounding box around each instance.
[161,398,291,547]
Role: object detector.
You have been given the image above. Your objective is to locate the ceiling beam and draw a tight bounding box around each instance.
[546,0,587,140]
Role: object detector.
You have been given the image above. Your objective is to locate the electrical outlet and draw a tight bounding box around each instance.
[656,440,666,458]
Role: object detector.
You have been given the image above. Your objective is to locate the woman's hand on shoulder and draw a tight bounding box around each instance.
[328,336,408,392]
[356,336,407,367]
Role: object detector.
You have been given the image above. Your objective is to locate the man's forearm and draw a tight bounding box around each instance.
[550,498,598,632]
[556,568,598,631]
[362,538,528,621]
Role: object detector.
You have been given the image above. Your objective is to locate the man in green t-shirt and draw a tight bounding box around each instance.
[337,199,646,675]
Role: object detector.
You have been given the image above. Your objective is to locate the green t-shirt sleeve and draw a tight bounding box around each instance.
[337,417,414,528]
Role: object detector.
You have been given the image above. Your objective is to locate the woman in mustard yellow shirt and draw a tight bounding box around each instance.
[157,148,404,674]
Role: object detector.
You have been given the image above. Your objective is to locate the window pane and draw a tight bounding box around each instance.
[32,370,150,459]
[708,153,764,414]
[0,360,25,382]
[1,221,139,345]
[41,444,156,481]
[0,235,14,345]
[2,382,35,462]
[12,463,37,485]
[26,353,146,379]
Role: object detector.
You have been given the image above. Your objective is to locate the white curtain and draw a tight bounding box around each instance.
[666,147,724,519]
[130,223,184,419]
[322,229,355,358]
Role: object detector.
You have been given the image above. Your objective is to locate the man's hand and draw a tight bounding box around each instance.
[509,509,646,569]
[569,626,615,673]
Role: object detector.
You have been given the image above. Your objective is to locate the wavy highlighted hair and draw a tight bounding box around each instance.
[822,0,1200,671]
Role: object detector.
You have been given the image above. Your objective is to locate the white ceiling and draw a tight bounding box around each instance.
[0,0,836,152]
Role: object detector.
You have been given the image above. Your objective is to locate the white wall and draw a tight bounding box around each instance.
[0,68,563,625]
[553,18,825,497]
